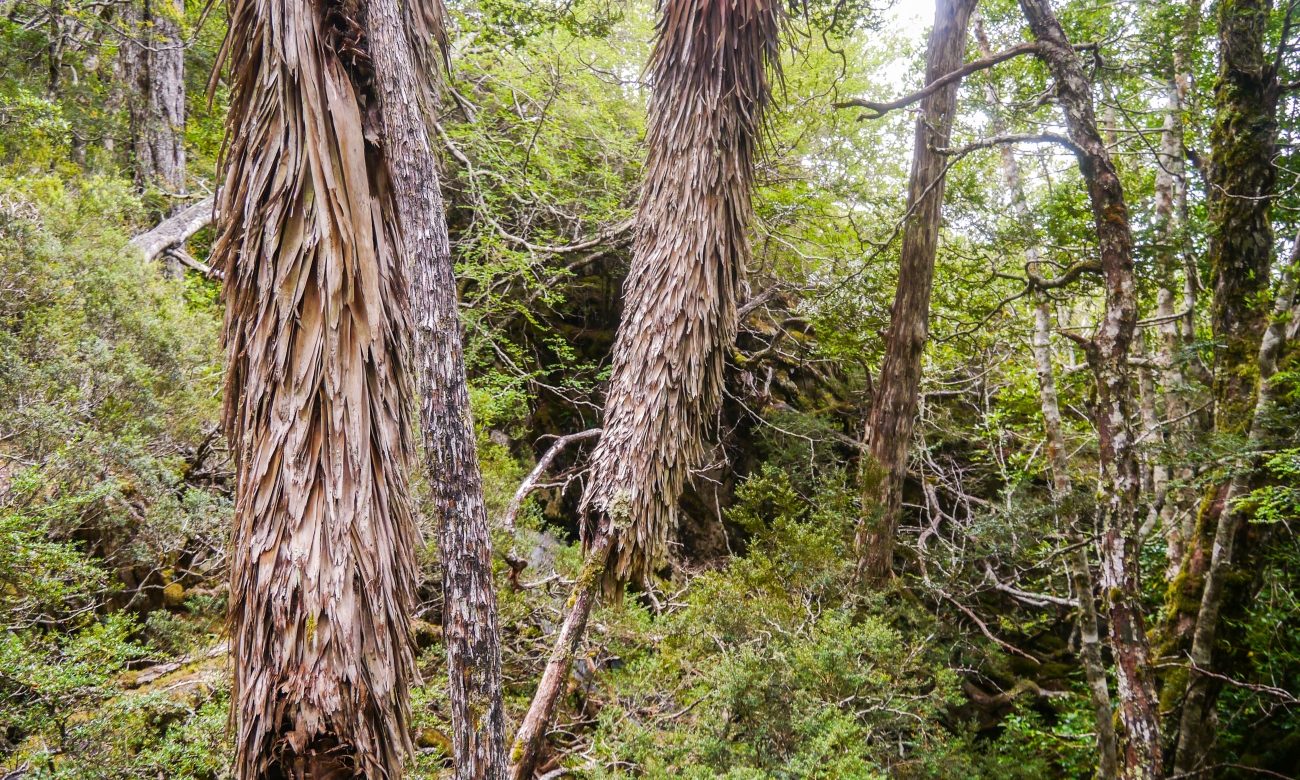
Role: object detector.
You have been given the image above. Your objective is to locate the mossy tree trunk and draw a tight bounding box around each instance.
[855,0,978,584]
[1173,241,1298,775]
[1156,2,1280,772]
[1018,0,1162,775]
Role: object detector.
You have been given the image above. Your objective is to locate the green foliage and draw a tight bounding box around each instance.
[1,0,1299,776]
[580,468,1060,778]
[1241,449,1300,525]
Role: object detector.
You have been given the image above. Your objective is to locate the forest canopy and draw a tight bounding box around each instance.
[1,0,1299,778]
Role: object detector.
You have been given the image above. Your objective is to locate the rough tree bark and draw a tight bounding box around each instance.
[124,0,186,194]
[971,18,1118,778]
[1172,238,1299,775]
[1155,3,1280,764]
[1017,0,1162,776]
[366,0,508,777]
[211,0,421,774]
[510,2,784,777]
[855,0,978,583]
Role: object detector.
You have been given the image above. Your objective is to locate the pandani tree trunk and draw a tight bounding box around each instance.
[509,2,784,777]
[212,0,424,774]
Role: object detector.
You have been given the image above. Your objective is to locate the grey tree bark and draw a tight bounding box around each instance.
[1152,0,1200,576]
[124,0,186,194]
[971,19,1119,778]
[1018,0,1162,775]
[366,1,509,778]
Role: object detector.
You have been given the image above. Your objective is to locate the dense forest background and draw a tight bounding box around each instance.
[1,0,1299,777]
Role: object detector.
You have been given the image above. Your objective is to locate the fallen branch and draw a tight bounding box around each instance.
[129,195,217,262]
[122,642,229,689]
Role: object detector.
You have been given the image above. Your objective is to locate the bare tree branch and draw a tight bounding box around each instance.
[833,42,1042,119]
[129,195,215,261]
[503,429,601,531]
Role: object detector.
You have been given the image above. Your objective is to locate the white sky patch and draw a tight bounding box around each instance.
[880,0,932,88]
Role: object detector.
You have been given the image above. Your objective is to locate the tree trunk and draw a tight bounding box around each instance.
[1172,238,1298,775]
[1017,0,1162,776]
[125,0,186,194]
[855,0,978,583]
[46,0,64,98]
[1036,299,1121,780]
[365,2,508,778]
[1135,332,1164,535]
[972,19,1118,777]
[510,2,784,776]
[509,530,613,780]
[212,0,421,774]
[1153,0,1200,578]
[1155,0,1279,749]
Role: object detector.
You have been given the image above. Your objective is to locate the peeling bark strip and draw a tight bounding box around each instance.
[511,2,784,777]
[855,0,977,583]
[580,0,784,589]
[1016,0,1162,776]
[971,17,1118,778]
[366,0,509,777]
[212,0,423,774]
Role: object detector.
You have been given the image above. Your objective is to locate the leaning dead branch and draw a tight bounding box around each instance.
[129,194,215,262]
[503,429,601,531]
